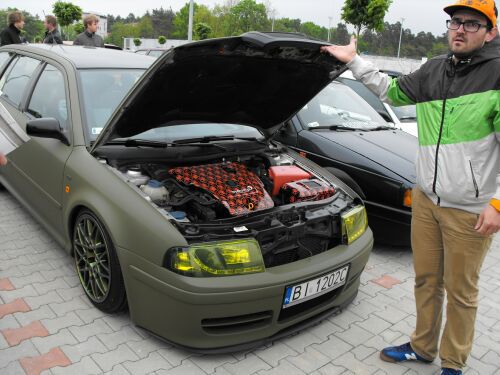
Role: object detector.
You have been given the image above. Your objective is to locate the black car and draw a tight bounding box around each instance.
[276,80,418,245]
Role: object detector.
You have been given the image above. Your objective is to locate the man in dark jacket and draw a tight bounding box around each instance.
[43,15,62,44]
[73,14,104,47]
[0,11,25,46]
[323,1,499,374]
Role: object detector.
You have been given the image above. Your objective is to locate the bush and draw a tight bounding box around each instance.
[158,35,166,45]
[133,38,142,46]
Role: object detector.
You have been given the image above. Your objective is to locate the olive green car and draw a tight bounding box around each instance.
[0,33,373,352]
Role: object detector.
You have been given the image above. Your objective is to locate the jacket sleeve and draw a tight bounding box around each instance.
[54,34,63,44]
[73,35,82,45]
[492,99,500,206]
[346,55,420,106]
[0,30,13,46]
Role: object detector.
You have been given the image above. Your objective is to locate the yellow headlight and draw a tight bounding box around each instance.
[167,239,265,277]
[341,205,368,244]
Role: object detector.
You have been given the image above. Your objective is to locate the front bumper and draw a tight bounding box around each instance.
[117,229,373,351]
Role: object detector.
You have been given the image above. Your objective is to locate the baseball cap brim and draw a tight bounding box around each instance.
[444,4,497,27]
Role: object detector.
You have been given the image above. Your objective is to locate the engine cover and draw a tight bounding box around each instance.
[169,162,274,216]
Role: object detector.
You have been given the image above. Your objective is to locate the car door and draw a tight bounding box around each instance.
[0,56,72,243]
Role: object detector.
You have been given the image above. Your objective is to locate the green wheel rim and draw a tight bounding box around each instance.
[74,215,111,303]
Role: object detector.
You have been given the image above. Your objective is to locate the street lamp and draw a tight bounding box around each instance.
[188,0,194,41]
[397,18,405,58]
[327,16,332,42]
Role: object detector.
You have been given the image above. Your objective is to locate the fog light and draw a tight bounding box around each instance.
[165,239,265,277]
[341,205,368,244]
[403,188,412,208]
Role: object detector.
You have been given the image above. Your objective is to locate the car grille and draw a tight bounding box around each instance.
[201,311,273,334]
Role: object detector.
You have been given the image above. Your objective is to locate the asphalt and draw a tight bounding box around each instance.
[1,188,499,375]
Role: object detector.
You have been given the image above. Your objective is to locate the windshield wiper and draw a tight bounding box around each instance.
[365,126,396,131]
[107,138,229,150]
[399,116,417,121]
[309,125,363,131]
[172,135,235,144]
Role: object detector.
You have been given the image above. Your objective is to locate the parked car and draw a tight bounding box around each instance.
[275,79,418,246]
[338,71,418,137]
[0,33,372,351]
[135,48,168,58]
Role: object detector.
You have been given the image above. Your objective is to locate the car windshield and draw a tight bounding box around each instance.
[79,69,145,141]
[116,123,264,143]
[391,104,417,122]
[298,81,388,129]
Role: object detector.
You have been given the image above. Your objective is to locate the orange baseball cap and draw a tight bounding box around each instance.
[444,0,497,27]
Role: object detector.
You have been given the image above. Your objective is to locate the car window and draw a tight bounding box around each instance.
[298,81,387,129]
[135,50,147,55]
[27,64,69,129]
[79,69,145,140]
[0,56,40,106]
[391,104,417,122]
[337,77,389,118]
[148,50,164,58]
[0,52,13,73]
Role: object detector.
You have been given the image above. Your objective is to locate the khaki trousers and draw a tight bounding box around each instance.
[409,188,492,370]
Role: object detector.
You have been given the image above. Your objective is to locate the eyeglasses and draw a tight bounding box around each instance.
[446,19,488,32]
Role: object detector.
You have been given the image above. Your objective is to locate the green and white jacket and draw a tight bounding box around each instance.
[347,37,500,214]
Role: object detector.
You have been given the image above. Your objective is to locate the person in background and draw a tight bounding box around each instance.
[0,11,25,46]
[322,1,499,374]
[43,15,62,44]
[0,153,7,166]
[73,14,104,47]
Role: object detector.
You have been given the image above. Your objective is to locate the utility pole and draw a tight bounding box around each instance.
[188,0,194,41]
[397,18,405,58]
[327,16,332,42]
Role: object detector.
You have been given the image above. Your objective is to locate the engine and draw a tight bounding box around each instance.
[121,156,336,223]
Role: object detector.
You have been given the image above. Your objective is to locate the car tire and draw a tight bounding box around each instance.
[324,167,365,199]
[73,209,127,313]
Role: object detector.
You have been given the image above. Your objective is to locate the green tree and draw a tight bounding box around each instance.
[105,21,139,47]
[194,22,212,39]
[133,37,141,46]
[73,21,84,34]
[151,7,175,37]
[228,0,269,34]
[341,0,392,42]
[158,35,166,45]
[299,21,325,39]
[330,23,350,44]
[52,1,82,40]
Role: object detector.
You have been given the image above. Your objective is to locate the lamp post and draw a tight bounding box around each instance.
[188,0,194,41]
[327,16,332,42]
[397,17,405,58]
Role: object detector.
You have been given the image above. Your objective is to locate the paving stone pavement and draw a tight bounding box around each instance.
[1,189,499,375]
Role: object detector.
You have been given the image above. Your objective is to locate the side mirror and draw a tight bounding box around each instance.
[26,118,70,146]
[377,110,393,123]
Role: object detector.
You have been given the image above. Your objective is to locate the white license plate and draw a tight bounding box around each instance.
[282,265,349,308]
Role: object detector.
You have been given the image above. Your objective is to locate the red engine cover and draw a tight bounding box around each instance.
[169,162,274,216]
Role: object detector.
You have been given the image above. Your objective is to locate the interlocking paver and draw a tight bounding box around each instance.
[19,347,71,375]
[91,343,139,372]
[1,190,500,375]
[60,336,108,362]
[51,356,102,375]
[31,328,78,354]
[123,351,173,374]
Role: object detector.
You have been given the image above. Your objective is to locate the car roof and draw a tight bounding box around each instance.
[1,44,154,69]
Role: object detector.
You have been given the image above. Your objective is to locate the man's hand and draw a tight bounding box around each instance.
[0,152,6,166]
[320,36,358,64]
[475,204,500,235]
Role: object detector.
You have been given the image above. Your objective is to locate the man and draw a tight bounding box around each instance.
[322,1,499,374]
[0,11,25,46]
[43,15,62,44]
[73,14,104,47]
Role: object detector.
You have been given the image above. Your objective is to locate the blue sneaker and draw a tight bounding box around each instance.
[441,368,462,375]
[380,342,433,363]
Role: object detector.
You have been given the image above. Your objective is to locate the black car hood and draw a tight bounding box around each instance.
[91,32,345,150]
[315,129,418,183]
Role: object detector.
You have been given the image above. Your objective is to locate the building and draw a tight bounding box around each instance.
[82,12,108,38]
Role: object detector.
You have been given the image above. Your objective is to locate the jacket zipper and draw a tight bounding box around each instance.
[432,61,456,205]
[469,160,479,198]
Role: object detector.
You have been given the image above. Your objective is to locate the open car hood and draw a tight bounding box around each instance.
[91,32,345,151]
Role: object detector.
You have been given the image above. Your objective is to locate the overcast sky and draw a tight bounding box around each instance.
[4,0,452,36]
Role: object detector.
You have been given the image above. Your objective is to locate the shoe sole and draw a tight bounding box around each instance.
[379,351,398,363]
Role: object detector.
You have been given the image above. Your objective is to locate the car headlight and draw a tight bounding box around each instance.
[403,188,412,208]
[165,239,265,277]
[341,205,368,244]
